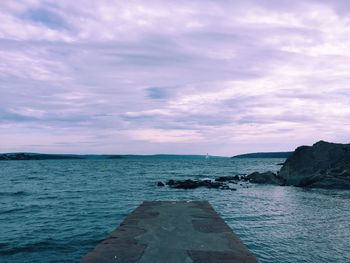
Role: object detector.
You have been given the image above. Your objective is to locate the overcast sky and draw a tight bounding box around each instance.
[0,0,350,155]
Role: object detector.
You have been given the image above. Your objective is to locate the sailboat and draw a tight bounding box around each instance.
[205,153,209,159]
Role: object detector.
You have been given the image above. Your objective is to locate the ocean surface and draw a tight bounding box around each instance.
[1,157,349,263]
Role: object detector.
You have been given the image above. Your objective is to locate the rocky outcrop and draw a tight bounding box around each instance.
[246,171,284,185]
[156,179,237,190]
[215,175,241,182]
[279,141,350,189]
[166,179,224,189]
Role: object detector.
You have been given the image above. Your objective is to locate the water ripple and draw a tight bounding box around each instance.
[0,190,28,197]
[0,158,349,263]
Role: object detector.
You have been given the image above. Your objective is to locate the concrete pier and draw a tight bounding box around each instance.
[81,201,258,263]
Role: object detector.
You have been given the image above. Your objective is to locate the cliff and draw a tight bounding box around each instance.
[279,141,350,189]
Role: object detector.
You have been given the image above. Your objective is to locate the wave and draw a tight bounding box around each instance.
[0,190,28,197]
[37,195,59,200]
[0,207,24,215]
[0,243,8,249]
[0,204,46,215]
[0,241,66,256]
[26,176,44,180]
[0,239,100,256]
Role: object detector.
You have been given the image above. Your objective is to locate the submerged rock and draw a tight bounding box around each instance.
[157,181,165,187]
[246,171,284,185]
[220,185,230,190]
[279,141,350,189]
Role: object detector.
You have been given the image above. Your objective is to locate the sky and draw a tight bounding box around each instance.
[0,0,350,156]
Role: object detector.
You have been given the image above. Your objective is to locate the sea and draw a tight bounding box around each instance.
[1,157,349,263]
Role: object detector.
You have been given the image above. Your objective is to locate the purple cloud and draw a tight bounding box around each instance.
[0,0,350,155]
[20,7,68,29]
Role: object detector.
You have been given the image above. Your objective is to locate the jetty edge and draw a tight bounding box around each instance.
[81,201,258,263]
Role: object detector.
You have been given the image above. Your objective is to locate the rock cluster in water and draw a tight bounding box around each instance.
[156,173,284,190]
[158,141,350,190]
[157,178,238,191]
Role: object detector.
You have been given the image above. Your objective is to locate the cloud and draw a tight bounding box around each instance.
[20,7,68,29]
[146,87,170,99]
[0,0,350,155]
[126,128,203,143]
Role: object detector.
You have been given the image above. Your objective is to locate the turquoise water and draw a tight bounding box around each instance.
[1,158,349,263]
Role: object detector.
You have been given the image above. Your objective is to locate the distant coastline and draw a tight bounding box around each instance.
[0,153,124,161]
[0,152,226,161]
[231,152,293,158]
[0,151,294,161]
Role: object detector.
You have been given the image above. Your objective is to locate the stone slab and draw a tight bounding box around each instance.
[81,201,258,263]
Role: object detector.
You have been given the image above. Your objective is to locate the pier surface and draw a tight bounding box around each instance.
[81,201,258,263]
